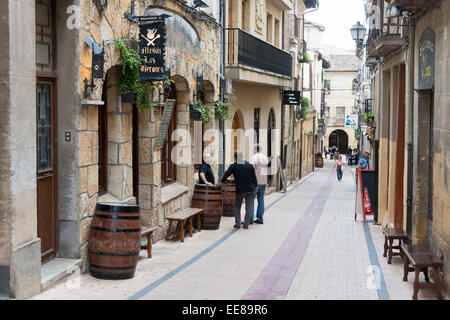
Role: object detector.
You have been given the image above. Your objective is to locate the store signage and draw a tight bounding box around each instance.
[139,20,167,81]
[345,114,359,129]
[418,28,435,90]
[283,91,301,105]
[92,52,104,79]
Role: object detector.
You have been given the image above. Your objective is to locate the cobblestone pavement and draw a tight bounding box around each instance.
[32,159,446,300]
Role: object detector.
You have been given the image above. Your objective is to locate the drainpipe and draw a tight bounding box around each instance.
[299,4,319,179]
[219,0,226,177]
[405,16,415,238]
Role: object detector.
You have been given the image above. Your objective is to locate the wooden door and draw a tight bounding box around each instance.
[394,64,406,227]
[36,81,58,263]
[232,114,239,153]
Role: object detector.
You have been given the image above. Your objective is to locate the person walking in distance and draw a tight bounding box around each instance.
[250,144,268,224]
[198,153,215,186]
[333,154,344,181]
[220,151,258,229]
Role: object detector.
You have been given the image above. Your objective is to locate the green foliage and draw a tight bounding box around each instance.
[301,96,310,119]
[115,39,174,111]
[214,101,233,121]
[215,91,236,121]
[363,110,374,124]
[191,99,212,123]
[300,51,311,63]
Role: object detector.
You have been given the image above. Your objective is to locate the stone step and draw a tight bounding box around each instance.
[41,258,83,292]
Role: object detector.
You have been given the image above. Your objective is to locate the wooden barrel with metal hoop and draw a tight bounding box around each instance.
[191,184,222,230]
[88,202,141,280]
[221,180,236,217]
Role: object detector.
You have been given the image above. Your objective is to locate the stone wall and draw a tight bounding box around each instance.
[413,2,450,292]
[3,0,42,299]
[76,0,222,257]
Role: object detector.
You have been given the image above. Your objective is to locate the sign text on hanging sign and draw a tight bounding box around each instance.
[139,20,167,81]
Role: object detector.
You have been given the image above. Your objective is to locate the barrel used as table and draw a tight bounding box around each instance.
[191,184,222,230]
[88,202,141,280]
[221,180,236,217]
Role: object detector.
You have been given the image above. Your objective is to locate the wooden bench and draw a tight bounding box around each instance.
[141,226,158,258]
[401,244,444,300]
[382,227,409,264]
[165,208,203,242]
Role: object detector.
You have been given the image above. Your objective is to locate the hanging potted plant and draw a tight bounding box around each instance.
[214,100,233,121]
[115,39,169,111]
[190,99,212,123]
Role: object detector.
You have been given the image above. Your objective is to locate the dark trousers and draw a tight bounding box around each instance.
[235,192,253,226]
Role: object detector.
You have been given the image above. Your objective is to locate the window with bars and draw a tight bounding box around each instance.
[254,108,260,144]
[324,79,331,94]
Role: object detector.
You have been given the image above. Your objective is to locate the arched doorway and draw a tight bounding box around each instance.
[232,110,245,153]
[267,109,275,184]
[328,130,349,154]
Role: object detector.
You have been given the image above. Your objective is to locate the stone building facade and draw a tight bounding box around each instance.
[322,51,359,152]
[0,0,222,299]
[365,0,450,293]
[0,0,319,299]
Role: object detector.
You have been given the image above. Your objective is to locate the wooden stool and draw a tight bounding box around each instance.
[141,226,158,258]
[401,244,443,300]
[382,227,409,264]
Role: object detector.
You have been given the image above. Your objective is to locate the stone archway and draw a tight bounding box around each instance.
[232,109,245,154]
[328,130,349,154]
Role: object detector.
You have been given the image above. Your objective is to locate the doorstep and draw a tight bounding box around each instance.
[41,258,83,292]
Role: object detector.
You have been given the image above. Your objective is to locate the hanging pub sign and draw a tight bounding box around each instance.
[139,19,167,81]
[418,28,435,90]
[283,91,301,105]
[92,51,104,79]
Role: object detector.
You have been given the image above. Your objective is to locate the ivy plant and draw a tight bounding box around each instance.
[191,99,212,123]
[301,96,310,119]
[214,101,233,121]
[363,110,374,125]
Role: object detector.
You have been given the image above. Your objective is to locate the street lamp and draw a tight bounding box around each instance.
[350,21,366,43]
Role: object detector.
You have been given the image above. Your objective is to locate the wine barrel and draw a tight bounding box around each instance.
[191,184,222,230]
[88,202,141,280]
[221,180,236,217]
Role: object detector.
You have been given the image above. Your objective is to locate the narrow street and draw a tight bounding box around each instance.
[31,159,441,300]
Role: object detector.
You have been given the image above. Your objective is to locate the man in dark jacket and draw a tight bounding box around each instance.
[221,151,258,229]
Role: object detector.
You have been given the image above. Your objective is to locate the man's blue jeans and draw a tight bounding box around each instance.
[250,185,266,222]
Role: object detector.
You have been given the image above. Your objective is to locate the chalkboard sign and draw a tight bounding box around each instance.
[418,28,435,90]
[355,169,377,222]
[154,99,176,150]
[278,156,287,193]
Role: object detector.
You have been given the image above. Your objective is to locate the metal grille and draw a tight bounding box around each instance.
[226,28,292,77]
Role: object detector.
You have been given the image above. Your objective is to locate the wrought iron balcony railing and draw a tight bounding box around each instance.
[226,28,292,78]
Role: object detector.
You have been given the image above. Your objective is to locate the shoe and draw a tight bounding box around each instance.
[243,225,248,229]
[254,220,263,224]
[233,224,240,228]
[249,220,254,225]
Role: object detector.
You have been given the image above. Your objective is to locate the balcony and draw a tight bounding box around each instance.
[226,28,292,87]
[366,1,403,57]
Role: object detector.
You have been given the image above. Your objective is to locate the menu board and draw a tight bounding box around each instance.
[154,99,176,150]
[278,156,287,193]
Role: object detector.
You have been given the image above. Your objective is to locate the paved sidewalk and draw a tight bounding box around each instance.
[32,159,445,300]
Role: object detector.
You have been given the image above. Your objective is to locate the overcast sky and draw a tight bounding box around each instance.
[307,0,367,50]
